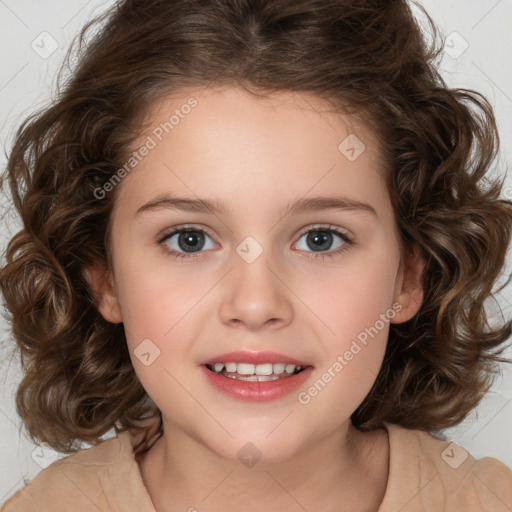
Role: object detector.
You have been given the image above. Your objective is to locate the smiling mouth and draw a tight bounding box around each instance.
[205,362,307,382]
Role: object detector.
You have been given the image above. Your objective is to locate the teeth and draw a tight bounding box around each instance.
[225,362,237,372]
[273,363,285,374]
[257,375,280,382]
[237,363,255,375]
[255,363,273,376]
[209,362,304,376]
[285,364,296,374]
[225,374,281,382]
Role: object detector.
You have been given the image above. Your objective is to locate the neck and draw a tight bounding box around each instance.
[136,419,389,512]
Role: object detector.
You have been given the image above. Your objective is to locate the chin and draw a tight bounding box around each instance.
[207,430,307,467]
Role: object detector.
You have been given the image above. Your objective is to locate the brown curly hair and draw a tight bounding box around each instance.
[1,0,512,454]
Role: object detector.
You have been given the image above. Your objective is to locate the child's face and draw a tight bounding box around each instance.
[93,85,423,463]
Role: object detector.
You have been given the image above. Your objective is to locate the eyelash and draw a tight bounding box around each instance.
[156,224,354,261]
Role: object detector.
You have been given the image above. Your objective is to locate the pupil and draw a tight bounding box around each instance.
[308,231,332,252]
[179,231,204,252]
[176,230,333,253]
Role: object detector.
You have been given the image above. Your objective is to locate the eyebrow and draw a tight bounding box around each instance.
[135,194,377,218]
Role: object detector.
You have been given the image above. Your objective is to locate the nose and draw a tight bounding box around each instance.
[218,250,294,331]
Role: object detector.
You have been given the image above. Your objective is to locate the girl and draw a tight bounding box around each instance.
[1,0,511,510]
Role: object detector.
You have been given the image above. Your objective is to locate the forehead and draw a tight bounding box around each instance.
[134,84,378,154]
[114,85,390,221]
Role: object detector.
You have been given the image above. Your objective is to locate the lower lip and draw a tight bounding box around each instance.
[200,366,313,402]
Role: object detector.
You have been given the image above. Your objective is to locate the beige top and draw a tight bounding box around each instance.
[2,420,511,512]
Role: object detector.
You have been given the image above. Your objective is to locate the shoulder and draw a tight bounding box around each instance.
[1,430,155,512]
[379,422,512,512]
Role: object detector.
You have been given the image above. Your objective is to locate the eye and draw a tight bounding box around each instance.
[294,225,352,258]
[158,226,218,258]
[157,224,353,261]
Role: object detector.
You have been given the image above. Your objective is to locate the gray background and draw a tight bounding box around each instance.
[1,0,511,503]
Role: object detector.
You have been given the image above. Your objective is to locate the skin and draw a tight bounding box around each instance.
[86,85,425,512]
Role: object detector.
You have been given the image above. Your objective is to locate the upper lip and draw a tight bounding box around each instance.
[201,351,312,367]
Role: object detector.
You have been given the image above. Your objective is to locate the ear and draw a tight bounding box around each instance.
[391,244,425,324]
[83,263,123,324]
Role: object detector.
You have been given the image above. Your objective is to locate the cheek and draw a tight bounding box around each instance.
[296,263,395,417]
[300,249,399,343]
[114,268,201,410]
[114,258,207,347]
[293,247,398,408]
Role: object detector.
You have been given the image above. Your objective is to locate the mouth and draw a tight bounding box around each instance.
[200,351,313,401]
[205,361,307,382]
